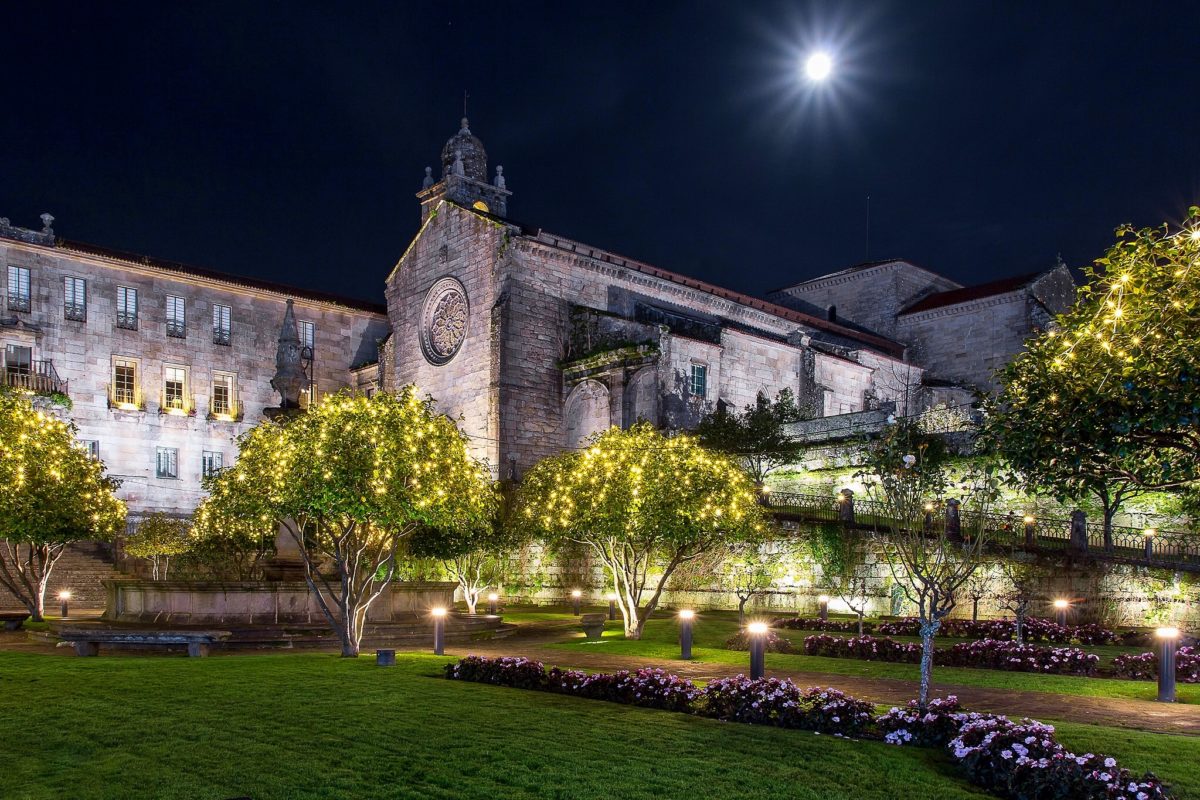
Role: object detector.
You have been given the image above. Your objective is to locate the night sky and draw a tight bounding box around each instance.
[3,2,1198,305]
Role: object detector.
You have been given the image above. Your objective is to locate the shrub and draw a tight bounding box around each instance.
[725,628,795,653]
[877,695,966,747]
[547,666,699,712]
[804,634,920,663]
[875,616,1119,645]
[773,617,873,633]
[699,676,875,736]
[444,655,548,689]
[1112,646,1200,683]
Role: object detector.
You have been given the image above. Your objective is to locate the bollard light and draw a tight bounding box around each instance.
[571,589,582,616]
[58,590,72,619]
[678,609,695,660]
[487,593,499,615]
[607,593,618,621]
[1023,515,1036,548]
[431,607,447,656]
[747,621,769,679]
[817,594,830,621]
[1053,598,1069,627]
[1144,528,1156,561]
[376,648,396,667]
[1156,627,1180,702]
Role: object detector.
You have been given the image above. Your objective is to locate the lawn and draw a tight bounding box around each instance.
[526,608,1200,704]
[0,650,1001,800]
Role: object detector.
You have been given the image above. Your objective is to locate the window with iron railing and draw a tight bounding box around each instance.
[166,295,186,338]
[7,265,31,312]
[210,372,237,418]
[202,450,223,478]
[64,276,86,322]
[111,357,140,408]
[116,286,138,330]
[212,303,231,345]
[162,365,189,413]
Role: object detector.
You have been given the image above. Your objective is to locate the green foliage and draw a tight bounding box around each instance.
[515,422,766,637]
[124,513,190,580]
[696,389,811,485]
[984,210,1200,532]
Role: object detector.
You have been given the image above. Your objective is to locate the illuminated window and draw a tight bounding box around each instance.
[201,451,223,478]
[211,371,236,418]
[472,200,490,212]
[116,286,138,330]
[6,266,30,312]
[79,439,100,460]
[689,363,707,398]
[111,357,139,407]
[163,365,189,412]
[155,447,178,479]
[212,304,231,345]
[64,276,86,322]
[166,295,186,338]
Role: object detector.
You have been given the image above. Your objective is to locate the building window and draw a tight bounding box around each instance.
[212,304,231,346]
[162,365,189,413]
[116,286,139,330]
[6,266,31,312]
[111,357,140,409]
[156,447,179,479]
[211,371,237,418]
[201,451,224,478]
[689,363,708,398]
[79,439,100,460]
[3,344,32,389]
[64,277,87,322]
[166,295,186,338]
[299,320,315,353]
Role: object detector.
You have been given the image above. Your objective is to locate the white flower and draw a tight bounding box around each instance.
[902,454,917,468]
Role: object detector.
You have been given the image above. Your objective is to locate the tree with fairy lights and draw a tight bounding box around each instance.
[515,422,767,639]
[194,388,497,657]
[0,389,125,620]
[985,209,1200,548]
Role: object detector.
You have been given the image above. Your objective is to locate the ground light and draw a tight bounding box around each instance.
[487,593,499,614]
[1156,627,1180,702]
[1053,598,1070,627]
[747,621,769,679]
[431,607,447,656]
[570,589,582,616]
[607,593,618,620]
[678,610,695,660]
[58,590,71,619]
[817,594,830,621]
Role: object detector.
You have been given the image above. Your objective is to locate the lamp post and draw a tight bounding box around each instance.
[1053,598,1069,627]
[747,621,768,679]
[607,593,618,621]
[58,590,71,619]
[923,502,935,532]
[1156,627,1180,703]
[487,593,499,615]
[431,607,447,656]
[817,594,830,622]
[1023,515,1036,548]
[1144,528,1156,562]
[678,610,695,660]
[570,589,582,616]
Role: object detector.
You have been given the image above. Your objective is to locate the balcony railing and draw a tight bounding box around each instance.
[213,328,231,346]
[159,391,195,416]
[108,385,144,411]
[1,360,68,395]
[166,320,186,338]
[116,311,138,330]
[64,303,86,322]
[6,293,30,313]
[208,397,240,421]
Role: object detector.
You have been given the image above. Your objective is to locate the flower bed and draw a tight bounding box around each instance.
[725,628,796,653]
[1112,646,1200,683]
[446,658,1174,799]
[876,617,1118,645]
[803,635,1099,675]
[773,617,872,633]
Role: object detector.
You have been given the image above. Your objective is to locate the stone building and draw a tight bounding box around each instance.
[0,215,387,517]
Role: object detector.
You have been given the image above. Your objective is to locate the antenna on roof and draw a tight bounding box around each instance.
[463,89,469,117]
[864,194,871,261]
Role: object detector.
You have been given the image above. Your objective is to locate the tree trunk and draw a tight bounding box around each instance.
[738,594,749,625]
[464,587,478,615]
[918,618,939,710]
[972,598,979,622]
[1103,505,1116,552]
[1014,610,1025,644]
[857,609,864,635]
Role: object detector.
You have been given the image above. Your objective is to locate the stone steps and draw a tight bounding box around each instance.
[0,540,121,612]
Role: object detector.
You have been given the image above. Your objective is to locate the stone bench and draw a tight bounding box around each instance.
[580,613,607,640]
[57,628,232,657]
[0,612,30,631]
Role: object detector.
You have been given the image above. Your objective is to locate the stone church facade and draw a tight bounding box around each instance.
[1,117,1068,516]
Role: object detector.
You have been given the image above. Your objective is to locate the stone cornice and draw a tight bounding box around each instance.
[897,289,1023,323]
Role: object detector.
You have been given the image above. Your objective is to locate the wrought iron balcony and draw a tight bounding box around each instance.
[116,311,138,330]
[2,359,68,395]
[166,320,186,338]
[213,327,231,346]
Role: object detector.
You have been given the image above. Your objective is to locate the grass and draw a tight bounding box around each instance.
[0,650,1003,800]
[521,608,1200,704]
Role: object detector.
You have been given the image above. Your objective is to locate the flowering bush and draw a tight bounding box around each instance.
[444,655,548,689]
[876,616,1118,645]
[773,617,872,633]
[699,676,875,736]
[804,634,920,663]
[546,666,700,712]
[939,639,1099,676]
[877,695,966,746]
[725,628,796,653]
[1112,646,1200,683]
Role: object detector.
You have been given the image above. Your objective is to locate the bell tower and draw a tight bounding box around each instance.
[417,117,511,223]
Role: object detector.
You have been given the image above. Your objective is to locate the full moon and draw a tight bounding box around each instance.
[804,51,833,81]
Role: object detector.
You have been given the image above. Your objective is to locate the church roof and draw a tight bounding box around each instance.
[58,239,387,315]
[769,258,960,294]
[898,271,1042,315]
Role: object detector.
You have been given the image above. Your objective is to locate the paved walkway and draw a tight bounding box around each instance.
[433,622,1200,737]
